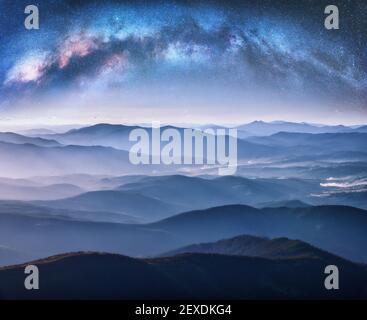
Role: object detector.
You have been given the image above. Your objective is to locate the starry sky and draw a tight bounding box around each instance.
[0,0,366,128]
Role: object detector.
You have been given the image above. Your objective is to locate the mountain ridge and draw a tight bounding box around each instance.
[160,234,348,262]
[1,251,366,299]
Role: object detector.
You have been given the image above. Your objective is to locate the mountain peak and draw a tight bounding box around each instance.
[160,233,345,262]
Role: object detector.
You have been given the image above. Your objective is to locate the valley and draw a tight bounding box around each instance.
[0,121,366,299]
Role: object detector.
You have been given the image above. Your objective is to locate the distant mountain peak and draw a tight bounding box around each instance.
[160,233,346,262]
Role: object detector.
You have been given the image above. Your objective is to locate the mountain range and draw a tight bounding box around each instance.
[1,124,367,177]
[235,120,367,136]
[149,204,367,263]
[160,234,345,260]
[0,203,367,266]
[34,190,177,221]
[0,132,61,147]
[0,182,84,201]
[1,250,366,299]
[0,121,366,299]
[34,175,325,217]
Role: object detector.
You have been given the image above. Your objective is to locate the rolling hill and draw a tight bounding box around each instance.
[150,204,367,263]
[39,124,138,150]
[0,251,366,299]
[236,120,358,136]
[0,210,183,265]
[161,234,345,261]
[0,132,61,147]
[246,132,367,152]
[40,123,282,160]
[34,190,177,221]
[1,126,366,179]
[0,203,366,264]
[0,141,149,177]
[0,200,141,224]
[117,175,321,210]
[37,175,318,218]
[257,200,311,208]
[0,183,84,201]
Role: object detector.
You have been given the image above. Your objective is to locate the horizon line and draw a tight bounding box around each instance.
[1,119,366,132]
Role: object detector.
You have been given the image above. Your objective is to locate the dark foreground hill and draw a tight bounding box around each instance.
[0,252,366,300]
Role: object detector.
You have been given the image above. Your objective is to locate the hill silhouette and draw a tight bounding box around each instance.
[0,251,366,299]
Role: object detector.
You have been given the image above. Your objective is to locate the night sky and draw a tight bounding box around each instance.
[0,0,366,127]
